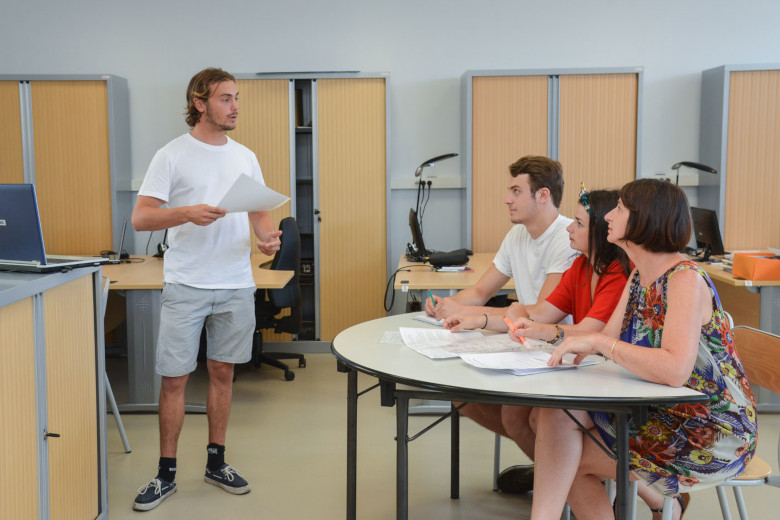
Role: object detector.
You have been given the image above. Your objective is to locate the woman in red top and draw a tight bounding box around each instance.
[445,187,631,333]
[443,188,631,494]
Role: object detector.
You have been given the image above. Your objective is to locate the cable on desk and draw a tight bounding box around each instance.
[384,264,434,312]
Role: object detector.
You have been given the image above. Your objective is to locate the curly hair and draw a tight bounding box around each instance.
[184,68,236,128]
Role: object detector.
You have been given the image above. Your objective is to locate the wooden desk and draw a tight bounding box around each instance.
[696,260,780,412]
[104,255,293,413]
[394,253,514,292]
[695,261,780,331]
[333,313,707,520]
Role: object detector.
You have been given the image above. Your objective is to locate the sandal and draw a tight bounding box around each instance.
[649,493,690,519]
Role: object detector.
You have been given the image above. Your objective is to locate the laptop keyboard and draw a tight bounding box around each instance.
[45,257,76,264]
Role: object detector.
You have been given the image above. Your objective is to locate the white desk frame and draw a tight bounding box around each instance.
[332,313,708,520]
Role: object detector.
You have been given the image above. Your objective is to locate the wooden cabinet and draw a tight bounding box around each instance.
[234,73,389,341]
[0,268,107,519]
[462,68,642,252]
[700,64,780,251]
[0,75,130,256]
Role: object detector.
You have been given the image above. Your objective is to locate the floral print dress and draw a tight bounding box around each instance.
[589,261,757,496]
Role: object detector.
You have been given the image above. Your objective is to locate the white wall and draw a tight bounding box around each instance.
[3,0,778,286]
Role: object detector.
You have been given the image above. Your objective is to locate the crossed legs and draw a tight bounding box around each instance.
[529,408,678,520]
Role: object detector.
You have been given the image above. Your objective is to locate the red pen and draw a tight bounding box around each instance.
[503,317,529,346]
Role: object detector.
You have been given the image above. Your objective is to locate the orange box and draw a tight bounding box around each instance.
[732,252,780,281]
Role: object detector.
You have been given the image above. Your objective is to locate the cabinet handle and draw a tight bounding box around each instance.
[314,209,321,222]
[44,431,61,440]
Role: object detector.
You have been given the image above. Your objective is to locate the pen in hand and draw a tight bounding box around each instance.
[503,317,529,346]
[428,290,436,308]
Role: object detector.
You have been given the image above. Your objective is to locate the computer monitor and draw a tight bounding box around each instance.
[690,207,725,261]
[408,208,428,261]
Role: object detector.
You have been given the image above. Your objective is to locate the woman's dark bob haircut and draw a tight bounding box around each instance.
[619,178,692,253]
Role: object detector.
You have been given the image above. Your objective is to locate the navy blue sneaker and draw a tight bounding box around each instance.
[204,463,250,494]
[133,477,176,511]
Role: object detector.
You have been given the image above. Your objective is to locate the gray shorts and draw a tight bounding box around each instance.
[156,283,256,377]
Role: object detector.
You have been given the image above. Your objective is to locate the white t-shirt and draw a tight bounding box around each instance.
[493,214,576,305]
[138,133,265,289]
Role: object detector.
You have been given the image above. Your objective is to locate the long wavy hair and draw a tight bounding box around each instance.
[586,189,632,277]
[184,68,236,128]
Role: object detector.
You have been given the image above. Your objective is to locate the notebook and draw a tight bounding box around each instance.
[0,184,108,273]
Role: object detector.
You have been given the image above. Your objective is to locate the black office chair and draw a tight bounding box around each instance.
[252,217,305,381]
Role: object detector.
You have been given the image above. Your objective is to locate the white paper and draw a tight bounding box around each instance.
[399,327,484,359]
[412,314,444,326]
[440,333,550,354]
[216,173,290,212]
[380,331,405,344]
[458,351,599,375]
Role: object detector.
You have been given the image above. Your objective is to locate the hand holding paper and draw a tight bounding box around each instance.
[217,173,290,212]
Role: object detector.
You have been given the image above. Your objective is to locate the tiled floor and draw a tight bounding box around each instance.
[106,353,779,519]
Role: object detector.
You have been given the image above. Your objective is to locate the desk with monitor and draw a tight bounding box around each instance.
[103,255,293,412]
[394,253,514,294]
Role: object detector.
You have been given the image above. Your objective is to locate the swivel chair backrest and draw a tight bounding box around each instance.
[268,217,301,311]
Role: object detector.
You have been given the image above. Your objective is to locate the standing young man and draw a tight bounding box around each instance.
[131,68,282,511]
[425,155,576,493]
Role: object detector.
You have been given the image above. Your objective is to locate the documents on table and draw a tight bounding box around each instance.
[399,327,484,359]
[216,173,290,212]
[459,351,598,376]
[412,314,445,326]
[398,327,598,375]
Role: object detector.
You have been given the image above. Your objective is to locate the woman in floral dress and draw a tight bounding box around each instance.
[518,179,757,520]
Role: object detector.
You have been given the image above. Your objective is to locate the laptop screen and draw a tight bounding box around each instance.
[0,184,47,264]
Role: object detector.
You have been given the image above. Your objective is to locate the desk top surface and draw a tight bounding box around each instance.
[103,254,292,290]
[395,252,778,292]
[696,260,780,288]
[332,313,706,407]
[394,253,515,291]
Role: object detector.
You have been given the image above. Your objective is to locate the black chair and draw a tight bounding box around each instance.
[252,217,305,381]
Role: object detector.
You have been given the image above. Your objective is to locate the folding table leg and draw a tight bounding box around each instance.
[396,394,410,520]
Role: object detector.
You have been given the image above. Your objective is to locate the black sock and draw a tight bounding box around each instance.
[156,457,177,483]
[207,443,225,471]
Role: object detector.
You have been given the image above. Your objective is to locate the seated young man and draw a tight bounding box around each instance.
[424,155,575,493]
[443,188,631,494]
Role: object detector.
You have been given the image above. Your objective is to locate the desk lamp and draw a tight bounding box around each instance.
[414,153,458,215]
[671,161,718,186]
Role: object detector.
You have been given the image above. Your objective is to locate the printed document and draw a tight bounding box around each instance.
[412,314,444,326]
[217,173,290,212]
[399,327,548,360]
[458,351,599,376]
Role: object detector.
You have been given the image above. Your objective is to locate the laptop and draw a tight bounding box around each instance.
[0,184,108,273]
[107,218,127,264]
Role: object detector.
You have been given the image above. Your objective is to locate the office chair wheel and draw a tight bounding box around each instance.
[299,359,306,368]
[284,370,295,381]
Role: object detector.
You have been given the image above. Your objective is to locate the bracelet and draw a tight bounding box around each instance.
[481,314,489,329]
[609,339,619,362]
[547,324,564,346]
